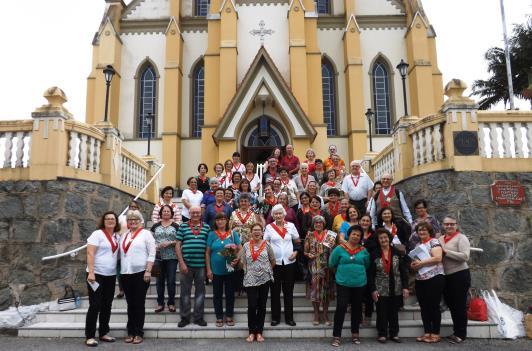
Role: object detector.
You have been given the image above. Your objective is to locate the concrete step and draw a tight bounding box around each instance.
[34,305,448,324]
[18,320,499,339]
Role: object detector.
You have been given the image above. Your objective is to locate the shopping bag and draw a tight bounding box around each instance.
[57,285,81,311]
[468,290,488,321]
[481,290,525,339]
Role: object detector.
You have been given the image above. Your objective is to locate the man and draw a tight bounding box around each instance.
[263,157,279,185]
[176,206,210,327]
[279,144,300,177]
[293,163,316,193]
[203,188,232,227]
[231,151,245,174]
[341,160,374,215]
[323,144,345,172]
[369,173,413,226]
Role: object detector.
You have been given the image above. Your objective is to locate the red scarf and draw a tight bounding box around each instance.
[189,222,203,236]
[390,223,397,236]
[264,196,277,206]
[350,174,360,187]
[215,230,230,242]
[301,206,310,214]
[191,188,198,194]
[233,163,241,172]
[281,178,290,185]
[444,231,460,244]
[300,174,309,188]
[328,201,339,218]
[340,242,364,256]
[381,249,392,274]
[102,229,118,253]
[421,236,432,245]
[214,203,224,213]
[378,186,396,208]
[236,209,252,224]
[310,208,321,217]
[326,181,336,187]
[122,227,143,254]
[245,173,255,182]
[313,230,326,243]
[251,240,267,261]
[271,223,287,239]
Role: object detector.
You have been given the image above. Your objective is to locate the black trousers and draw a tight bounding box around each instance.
[122,271,149,337]
[363,285,374,318]
[444,269,471,339]
[333,284,364,337]
[416,274,445,334]
[270,262,296,322]
[85,274,116,339]
[247,282,270,334]
[349,198,367,216]
[375,295,402,337]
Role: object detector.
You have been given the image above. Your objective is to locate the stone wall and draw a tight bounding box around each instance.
[0,179,153,310]
[397,170,532,310]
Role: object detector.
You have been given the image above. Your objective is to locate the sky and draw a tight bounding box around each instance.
[0,0,529,122]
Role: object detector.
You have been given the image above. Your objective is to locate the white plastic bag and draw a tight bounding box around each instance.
[482,290,525,339]
[0,303,49,328]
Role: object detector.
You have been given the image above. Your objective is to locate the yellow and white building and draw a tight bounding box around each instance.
[85,0,444,188]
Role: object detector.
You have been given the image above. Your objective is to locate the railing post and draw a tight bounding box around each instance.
[391,115,419,182]
[94,120,123,189]
[441,79,482,171]
[142,155,159,203]
[29,87,72,180]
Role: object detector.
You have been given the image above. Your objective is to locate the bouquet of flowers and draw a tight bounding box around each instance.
[218,243,239,272]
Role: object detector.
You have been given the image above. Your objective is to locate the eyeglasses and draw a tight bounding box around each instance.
[443,223,457,226]
[127,218,140,222]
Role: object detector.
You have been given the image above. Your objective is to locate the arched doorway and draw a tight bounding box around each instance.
[241,117,287,164]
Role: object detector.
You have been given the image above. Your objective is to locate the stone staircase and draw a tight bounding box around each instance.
[18,278,500,339]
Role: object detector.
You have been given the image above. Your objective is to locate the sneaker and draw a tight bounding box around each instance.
[178,319,190,328]
[195,319,207,327]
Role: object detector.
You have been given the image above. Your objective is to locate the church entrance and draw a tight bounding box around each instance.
[241,117,286,165]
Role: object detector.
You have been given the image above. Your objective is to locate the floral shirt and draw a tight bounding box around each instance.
[415,238,444,281]
[150,222,180,260]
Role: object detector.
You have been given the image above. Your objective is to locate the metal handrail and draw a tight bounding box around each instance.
[41,163,166,261]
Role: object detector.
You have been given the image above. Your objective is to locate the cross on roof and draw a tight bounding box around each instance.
[249,20,274,46]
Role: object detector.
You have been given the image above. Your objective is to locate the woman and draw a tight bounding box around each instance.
[231,172,242,195]
[320,169,342,200]
[304,215,337,326]
[220,160,234,189]
[360,213,378,325]
[196,163,210,193]
[201,178,220,209]
[258,184,277,218]
[331,198,349,234]
[330,154,346,181]
[151,186,181,224]
[411,222,445,343]
[293,163,315,193]
[234,178,257,209]
[366,181,382,214]
[150,205,180,313]
[306,180,324,208]
[439,216,471,344]
[376,208,411,248]
[271,178,283,198]
[323,188,341,222]
[213,162,224,184]
[279,168,299,210]
[339,205,361,240]
[244,162,261,193]
[85,211,121,347]
[311,159,326,185]
[266,192,297,225]
[303,148,317,173]
[240,223,276,342]
[206,213,242,327]
[329,225,370,347]
[224,188,235,209]
[368,228,409,343]
[181,177,203,223]
[264,204,301,326]
[409,199,442,250]
[119,210,156,345]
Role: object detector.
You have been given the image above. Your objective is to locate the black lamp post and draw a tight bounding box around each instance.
[365,108,374,152]
[396,59,409,116]
[103,65,116,122]
[146,112,154,156]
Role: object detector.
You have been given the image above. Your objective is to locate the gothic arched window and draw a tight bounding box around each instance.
[316,0,331,14]
[191,61,205,138]
[372,61,392,134]
[137,64,157,139]
[322,58,337,136]
[195,0,210,16]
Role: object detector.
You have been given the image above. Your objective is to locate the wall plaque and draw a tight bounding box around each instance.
[453,131,479,156]
[490,180,525,206]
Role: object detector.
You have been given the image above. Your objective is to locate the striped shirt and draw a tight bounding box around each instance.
[177,222,210,268]
[151,202,182,224]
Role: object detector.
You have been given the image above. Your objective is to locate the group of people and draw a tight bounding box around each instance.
[83,144,471,347]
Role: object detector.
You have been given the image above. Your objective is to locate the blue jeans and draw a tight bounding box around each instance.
[212,273,235,320]
[156,259,178,306]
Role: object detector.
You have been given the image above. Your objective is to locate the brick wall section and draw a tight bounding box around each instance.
[0,179,153,310]
[397,171,532,310]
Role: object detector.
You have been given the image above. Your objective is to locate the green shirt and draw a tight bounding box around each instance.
[177,222,211,268]
[329,245,370,288]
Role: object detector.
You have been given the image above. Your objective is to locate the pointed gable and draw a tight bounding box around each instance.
[213,48,316,143]
[123,0,169,20]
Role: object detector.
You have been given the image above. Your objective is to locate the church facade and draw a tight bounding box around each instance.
[85,0,443,187]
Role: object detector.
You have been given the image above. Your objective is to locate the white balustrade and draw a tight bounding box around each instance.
[121,153,148,191]
[479,122,532,158]
[0,131,31,169]
[410,122,446,166]
[67,131,102,171]
[373,148,395,181]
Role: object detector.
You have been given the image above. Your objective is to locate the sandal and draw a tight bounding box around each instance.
[216,320,224,328]
[132,336,143,344]
[124,335,134,343]
[324,320,332,326]
[85,338,98,347]
[115,292,124,299]
[351,336,361,344]
[390,336,402,343]
[154,306,164,313]
[331,337,341,347]
[377,336,386,343]
[312,320,320,326]
[416,334,430,342]
[256,334,265,342]
[99,335,116,342]
[225,318,235,326]
[246,334,255,343]
[448,335,464,344]
[168,305,176,313]
[428,335,441,343]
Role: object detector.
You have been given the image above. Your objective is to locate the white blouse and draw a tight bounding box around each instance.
[119,228,156,275]
[181,189,204,218]
[86,230,119,276]
[263,221,299,265]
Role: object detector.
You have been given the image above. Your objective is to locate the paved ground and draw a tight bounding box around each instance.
[0,336,530,351]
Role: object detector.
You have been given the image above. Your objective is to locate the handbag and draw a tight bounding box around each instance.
[57,285,81,311]
[467,290,488,321]
[151,252,162,278]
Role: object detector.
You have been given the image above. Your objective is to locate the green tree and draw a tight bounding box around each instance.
[471,17,532,109]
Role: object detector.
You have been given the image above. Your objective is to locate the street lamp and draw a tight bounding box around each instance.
[146,112,154,156]
[103,65,116,122]
[365,108,374,152]
[396,59,409,116]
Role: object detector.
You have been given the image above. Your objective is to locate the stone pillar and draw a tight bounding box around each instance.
[29,87,72,180]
